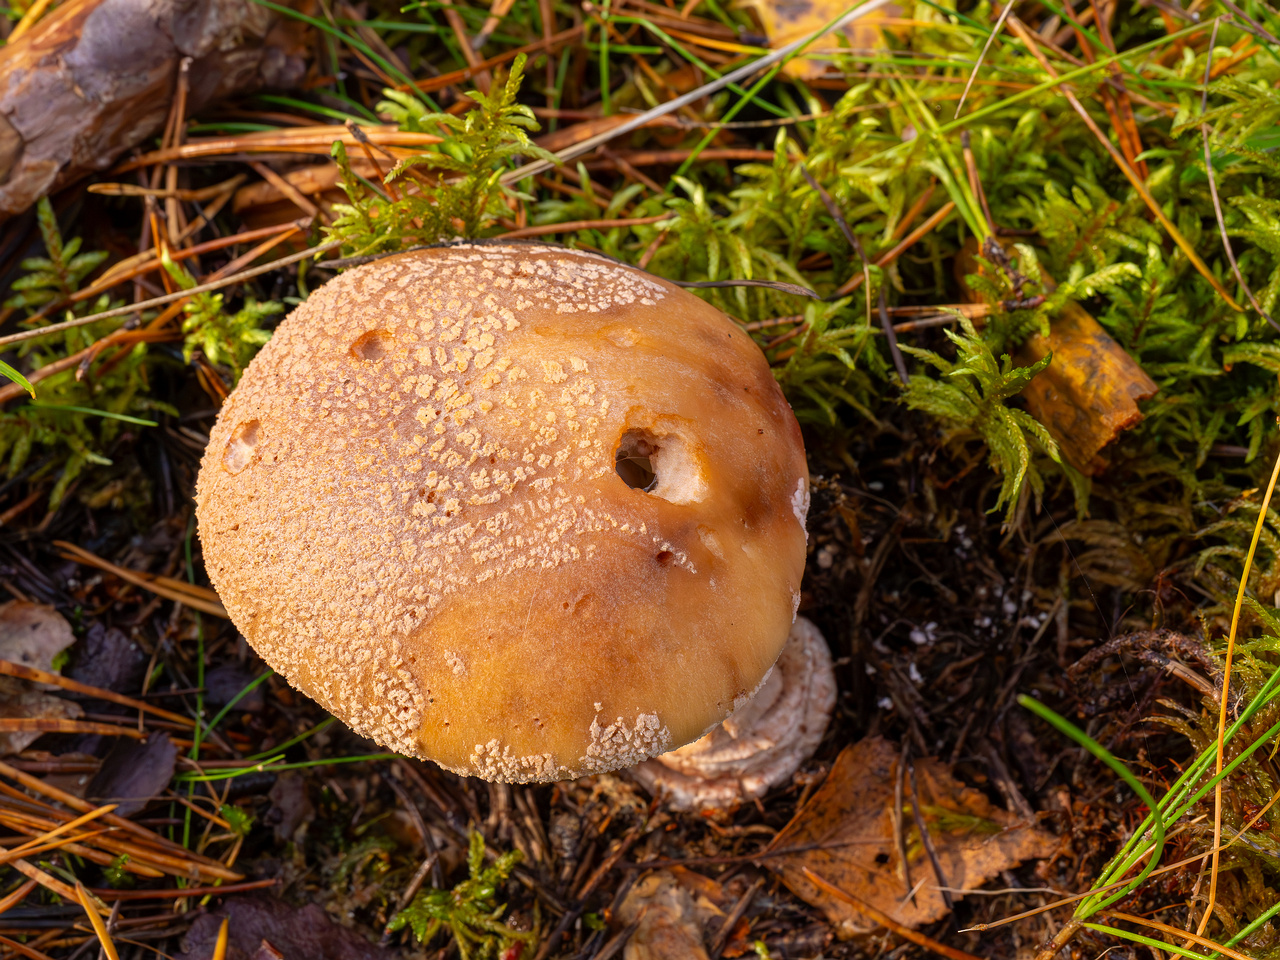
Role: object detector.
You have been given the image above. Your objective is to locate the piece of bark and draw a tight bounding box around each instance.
[0,0,310,222]
[956,240,1157,475]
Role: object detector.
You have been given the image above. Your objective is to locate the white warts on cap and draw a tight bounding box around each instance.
[792,477,810,531]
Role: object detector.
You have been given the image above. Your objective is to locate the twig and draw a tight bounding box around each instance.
[587,918,641,960]
[1217,0,1280,45]
[587,147,773,167]
[0,659,193,726]
[90,878,278,900]
[1199,20,1279,332]
[498,213,673,238]
[0,841,90,910]
[164,58,194,248]
[956,0,1016,117]
[907,760,953,916]
[414,26,585,94]
[0,719,146,739]
[676,279,819,298]
[893,741,912,899]
[1102,912,1254,960]
[0,933,58,960]
[473,0,519,48]
[0,878,37,918]
[878,288,910,385]
[0,241,343,351]
[75,883,120,960]
[1032,918,1084,960]
[960,131,996,235]
[88,174,248,202]
[710,877,763,958]
[0,805,117,865]
[500,0,901,184]
[55,541,227,618]
[800,164,870,293]
[890,182,937,242]
[115,127,440,172]
[533,825,643,960]
[1197,444,1280,937]
[802,868,984,960]
[5,0,56,41]
[1005,15,1244,313]
[385,773,442,891]
[0,760,239,873]
[1086,0,1147,178]
[835,202,957,296]
[249,161,327,224]
[892,313,967,333]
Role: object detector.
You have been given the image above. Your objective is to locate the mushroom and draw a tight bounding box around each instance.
[630,616,835,811]
[195,243,809,782]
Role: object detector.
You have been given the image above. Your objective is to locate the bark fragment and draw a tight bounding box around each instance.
[0,0,309,221]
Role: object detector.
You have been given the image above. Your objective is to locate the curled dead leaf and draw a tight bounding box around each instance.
[956,241,1157,475]
[761,737,1057,934]
[616,868,728,960]
[0,602,81,756]
[741,0,901,78]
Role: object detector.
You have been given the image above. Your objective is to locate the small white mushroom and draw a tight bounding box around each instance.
[631,616,836,811]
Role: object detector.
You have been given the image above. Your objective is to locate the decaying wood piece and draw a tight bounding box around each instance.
[0,0,309,221]
[956,240,1158,475]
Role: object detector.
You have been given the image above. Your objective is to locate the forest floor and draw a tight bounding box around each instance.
[0,0,1279,958]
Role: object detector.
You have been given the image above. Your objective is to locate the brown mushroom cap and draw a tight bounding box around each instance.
[195,243,808,782]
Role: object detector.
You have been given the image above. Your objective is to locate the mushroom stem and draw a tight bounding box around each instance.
[630,617,836,811]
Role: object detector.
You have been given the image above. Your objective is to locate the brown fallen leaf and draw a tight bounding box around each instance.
[1016,300,1158,474]
[762,737,1056,935]
[86,734,178,817]
[0,602,82,756]
[740,0,900,78]
[617,868,728,960]
[0,601,76,672]
[956,240,1157,475]
[177,897,399,960]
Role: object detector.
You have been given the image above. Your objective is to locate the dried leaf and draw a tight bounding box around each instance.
[617,869,726,960]
[956,242,1157,476]
[1015,300,1158,474]
[205,662,266,712]
[0,602,81,755]
[762,737,1056,934]
[265,772,314,843]
[86,734,177,817]
[0,601,76,674]
[0,685,83,756]
[177,897,398,960]
[68,623,147,695]
[741,0,900,78]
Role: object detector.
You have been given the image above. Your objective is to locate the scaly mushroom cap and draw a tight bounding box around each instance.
[195,243,808,782]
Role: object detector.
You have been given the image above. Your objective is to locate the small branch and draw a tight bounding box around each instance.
[0,241,343,351]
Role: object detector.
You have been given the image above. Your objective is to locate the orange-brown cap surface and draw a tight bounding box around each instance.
[196,243,809,782]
